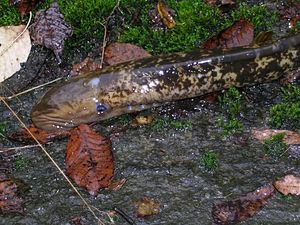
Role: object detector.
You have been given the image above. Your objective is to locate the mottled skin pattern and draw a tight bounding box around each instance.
[32,34,300,131]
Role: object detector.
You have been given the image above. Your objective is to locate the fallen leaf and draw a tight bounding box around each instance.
[212,183,275,225]
[251,129,300,145]
[104,43,151,66]
[70,216,83,225]
[70,57,102,77]
[135,197,160,217]
[66,124,114,195]
[148,1,176,30]
[9,125,70,144]
[0,173,23,214]
[273,174,300,196]
[10,0,45,16]
[0,25,31,83]
[157,0,176,29]
[202,18,253,49]
[108,178,126,191]
[29,2,72,63]
[133,114,154,125]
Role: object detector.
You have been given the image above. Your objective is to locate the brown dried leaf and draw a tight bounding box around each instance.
[9,125,70,144]
[157,0,176,29]
[108,178,126,191]
[70,57,102,77]
[66,124,114,195]
[202,18,253,49]
[135,197,160,217]
[0,173,23,214]
[104,43,151,66]
[10,0,45,16]
[251,129,300,145]
[212,183,275,225]
[29,2,72,63]
[273,175,300,196]
[133,115,154,126]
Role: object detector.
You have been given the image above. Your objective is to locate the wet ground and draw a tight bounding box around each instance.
[1,1,300,224]
[1,49,300,225]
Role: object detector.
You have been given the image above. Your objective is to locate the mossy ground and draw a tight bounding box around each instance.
[1,1,278,56]
[217,87,244,136]
[269,84,300,129]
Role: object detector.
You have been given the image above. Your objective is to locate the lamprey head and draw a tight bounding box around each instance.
[31,76,114,131]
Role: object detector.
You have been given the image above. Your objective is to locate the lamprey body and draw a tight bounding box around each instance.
[32,34,300,130]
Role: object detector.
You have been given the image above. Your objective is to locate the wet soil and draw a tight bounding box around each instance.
[1,1,300,225]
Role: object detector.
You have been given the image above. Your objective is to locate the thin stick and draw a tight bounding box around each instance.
[99,0,120,67]
[0,12,32,57]
[0,97,107,225]
[6,77,63,100]
[0,144,40,153]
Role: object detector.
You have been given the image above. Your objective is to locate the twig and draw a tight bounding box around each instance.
[5,77,62,100]
[0,97,107,225]
[0,12,32,57]
[99,0,121,67]
[0,144,40,153]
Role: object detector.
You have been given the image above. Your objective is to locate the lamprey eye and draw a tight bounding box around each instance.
[96,102,108,113]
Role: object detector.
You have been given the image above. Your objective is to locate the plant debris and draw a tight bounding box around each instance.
[9,125,70,144]
[0,25,31,83]
[104,43,151,66]
[135,196,160,217]
[29,2,72,64]
[202,18,253,49]
[66,124,114,195]
[70,57,102,77]
[273,174,300,196]
[10,0,45,16]
[0,173,23,214]
[148,0,176,30]
[251,129,300,145]
[212,183,275,225]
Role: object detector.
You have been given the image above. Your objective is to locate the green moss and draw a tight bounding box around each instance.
[217,87,244,136]
[119,1,277,54]
[0,1,21,26]
[119,0,225,54]
[269,85,300,128]
[200,150,219,171]
[217,117,243,136]
[15,155,29,170]
[150,117,192,131]
[231,3,277,33]
[218,87,242,118]
[263,133,287,159]
[0,122,7,139]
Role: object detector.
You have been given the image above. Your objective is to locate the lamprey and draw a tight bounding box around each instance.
[32,33,300,130]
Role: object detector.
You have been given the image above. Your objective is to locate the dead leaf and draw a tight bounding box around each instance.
[70,57,102,77]
[0,25,31,83]
[157,0,176,29]
[29,2,72,63]
[10,0,45,16]
[212,183,275,225]
[133,114,154,125]
[273,174,300,196]
[0,173,23,214]
[251,128,300,145]
[9,125,70,144]
[66,124,114,195]
[104,43,151,66]
[148,1,176,30]
[202,18,253,49]
[108,178,126,191]
[135,197,160,217]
